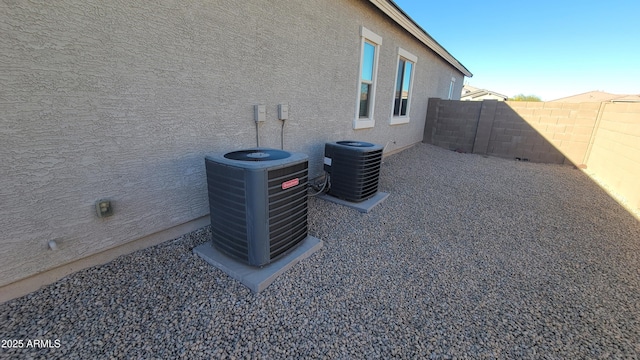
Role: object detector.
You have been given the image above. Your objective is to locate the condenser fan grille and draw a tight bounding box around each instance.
[336,141,375,147]
[224,149,291,161]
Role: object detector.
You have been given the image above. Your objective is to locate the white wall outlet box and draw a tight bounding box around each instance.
[278,104,289,120]
[255,104,266,122]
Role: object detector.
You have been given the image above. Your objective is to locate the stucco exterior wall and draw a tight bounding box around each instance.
[0,0,465,288]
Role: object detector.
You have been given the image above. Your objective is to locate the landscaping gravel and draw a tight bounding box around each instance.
[2,143,640,359]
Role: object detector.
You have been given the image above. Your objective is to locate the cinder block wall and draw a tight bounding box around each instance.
[423,99,481,152]
[424,99,601,165]
[587,103,640,212]
[423,98,640,215]
[488,101,599,164]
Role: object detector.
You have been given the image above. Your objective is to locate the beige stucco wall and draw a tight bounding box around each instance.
[0,0,465,288]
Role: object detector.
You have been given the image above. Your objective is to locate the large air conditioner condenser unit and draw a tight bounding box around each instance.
[324,141,383,202]
[205,148,308,266]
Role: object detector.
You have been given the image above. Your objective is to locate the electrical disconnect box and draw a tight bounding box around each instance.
[254,104,266,122]
[278,104,289,120]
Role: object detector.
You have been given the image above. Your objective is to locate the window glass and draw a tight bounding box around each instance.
[403,62,412,93]
[401,62,412,115]
[448,78,455,99]
[393,58,413,116]
[361,42,375,82]
[359,83,370,118]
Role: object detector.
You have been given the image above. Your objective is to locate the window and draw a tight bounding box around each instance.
[448,77,456,99]
[390,48,417,125]
[359,41,375,117]
[354,27,381,129]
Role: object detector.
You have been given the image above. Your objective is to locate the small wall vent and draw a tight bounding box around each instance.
[324,141,383,202]
[205,148,308,266]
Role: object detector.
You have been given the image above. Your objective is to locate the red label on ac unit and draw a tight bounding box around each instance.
[281,178,299,190]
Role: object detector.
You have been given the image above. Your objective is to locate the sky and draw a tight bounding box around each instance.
[393,0,640,101]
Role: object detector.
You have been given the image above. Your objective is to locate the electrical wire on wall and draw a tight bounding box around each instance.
[278,103,289,150]
[256,121,260,147]
[280,120,285,149]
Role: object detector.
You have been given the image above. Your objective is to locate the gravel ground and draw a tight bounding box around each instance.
[2,143,640,359]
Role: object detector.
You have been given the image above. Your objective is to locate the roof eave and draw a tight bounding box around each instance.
[369,0,473,78]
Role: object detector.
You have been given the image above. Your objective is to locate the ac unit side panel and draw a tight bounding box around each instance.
[328,188,376,202]
[205,160,249,262]
[329,163,381,176]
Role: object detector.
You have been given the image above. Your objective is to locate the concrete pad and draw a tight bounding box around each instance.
[193,236,323,293]
[317,192,389,213]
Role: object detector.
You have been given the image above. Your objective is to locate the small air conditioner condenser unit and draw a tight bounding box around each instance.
[205,148,308,266]
[324,141,383,202]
